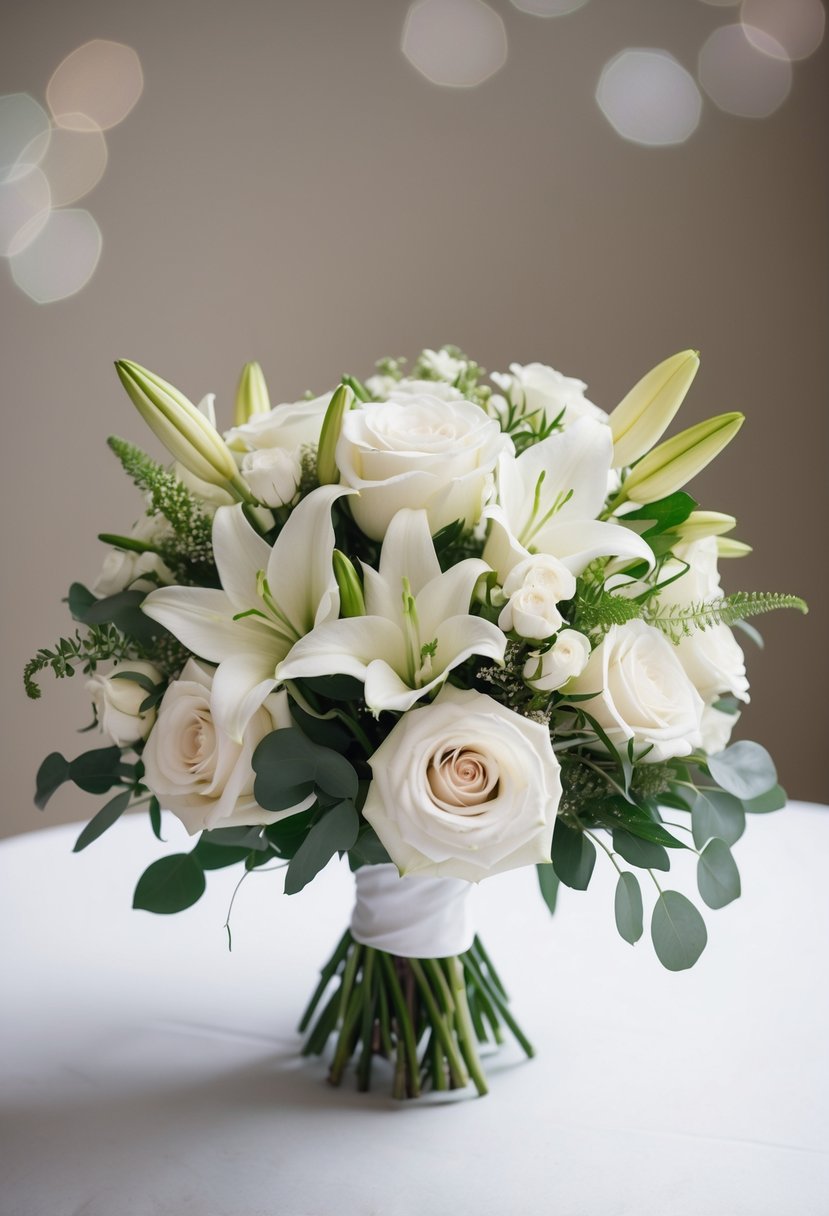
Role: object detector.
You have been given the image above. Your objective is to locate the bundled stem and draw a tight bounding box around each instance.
[299,932,533,1099]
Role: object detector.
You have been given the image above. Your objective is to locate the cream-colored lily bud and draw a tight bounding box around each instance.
[317,383,353,486]
[233,361,271,427]
[609,350,699,469]
[716,537,752,558]
[116,360,256,503]
[332,549,366,617]
[622,412,744,505]
[668,510,737,542]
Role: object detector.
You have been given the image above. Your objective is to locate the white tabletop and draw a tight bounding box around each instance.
[2,803,828,1216]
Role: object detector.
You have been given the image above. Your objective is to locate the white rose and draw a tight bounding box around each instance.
[659,535,721,605]
[490,363,608,428]
[566,619,704,762]
[86,661,162,746]
[92,513,175,597]
[524,629,591,692]
[240,446,302,508]
[498,554,575,639]
[700,704,740,755]
[225,391,331,454]
[363,684,562,882]
[336,394,505,541]
[142,659,315,835]
[388,379,463,402]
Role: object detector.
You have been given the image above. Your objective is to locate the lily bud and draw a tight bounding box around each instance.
[115,360,256,503]
[233,361,271,427]
[333,550,365,617]
[716,537,752,559]
[668,510,737,542]
[622,412,744,505]
[317,383,353,486]
[609,350,700,469]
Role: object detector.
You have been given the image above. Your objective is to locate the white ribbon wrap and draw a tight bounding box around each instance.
[350,864,475,959]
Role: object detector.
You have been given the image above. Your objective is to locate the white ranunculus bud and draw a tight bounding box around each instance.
[566,619,704,762]
[362,684,562,882]
[86,661,163,746]
[240,447,302,508]
[498,554,576,640]
[523,629,591,692]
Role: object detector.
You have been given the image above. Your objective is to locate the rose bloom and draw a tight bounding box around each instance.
[498,554,576,640]
[363,685,562,882]
[93,513,174,597]
[336,392,505,541]
[224,391,331,455]
[240,446,302,508]
[523,628,591,692]
[142,659,314,835]
[490,362,608,429]
[566,619,704,762]
[86,661,162,746]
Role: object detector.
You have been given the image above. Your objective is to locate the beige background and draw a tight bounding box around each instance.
[2,0,827,838]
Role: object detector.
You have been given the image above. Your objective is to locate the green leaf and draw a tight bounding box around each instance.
[69,746,123,795]
[614,871,643,944]
[148,796,163,840]
[297,675,365,703]
[265,810,315,858]
[65,582,97,622]
[612,829,670,872]
[253,728,358,811]
[552,818,596,890]
[692,789,745,849]
[348,824,391,869]
[697,838,741,909]
[744,784,787,814]
[289,702,352,751]
[708,741,777,801]
[595,798,685,848]
[537,864,560,915]
[73,789,132,852]
[202,825,268,851]
[133,853,206,914]
[192,836,251,870]
[81,588,162,644]
[651,891,708,971]
[284,800,360,895]
[35,751,71,809]
[623,491,697,534]
[110,669,158,693]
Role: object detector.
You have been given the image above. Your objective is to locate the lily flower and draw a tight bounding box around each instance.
[483,417,654,581]
[141,484,352,741]
[277,509,506,714]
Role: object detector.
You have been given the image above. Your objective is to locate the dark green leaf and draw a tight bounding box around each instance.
[651,891,708,971]
[297,675,365,703]
[348,824,391,869]
[692,790,745,849]
[192,837,251,870]
[658,790,692,812]
[697,838,741,909]
[744,784,787,814]
[82,589,163,645]
[69,746,123,795]
[35,752,71,809]
[253,728,358,811]
[288,702,352,751]
[202,825,268,851]
[552,818,596,890]
[537,864,560,915]
[284,800,360,895]
[133,853,206,914]
[148,796,163,840]
[612,829,670,872]
[65,582,97,622]
[708,741,777,800]
[623,491,697,534]
[595,798,685,848]
[615,871,644,944]
[265,809,315,858]
[110,669,158,693]
[73,789,132,852]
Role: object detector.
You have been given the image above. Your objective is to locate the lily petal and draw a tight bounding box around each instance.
[212,505,273,615]
[416,558,492,639]
[276,616,405,684]
[433,614,507,673]
[211,651,279,743]
[142,587,277,663]
[533,518,654,575]
[378,509,441,598]
[266,484,354,636]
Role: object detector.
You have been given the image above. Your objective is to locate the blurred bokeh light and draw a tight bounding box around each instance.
[699,23,792,118]
[18,116,107,208]
[510,0,590,15]
[402,0,508,88]
[596,49,703,146]
[0,167,51,258]
[0,93,51,175]
[9,207,102,303]
[741,0,825,60]
[46,39,143,131]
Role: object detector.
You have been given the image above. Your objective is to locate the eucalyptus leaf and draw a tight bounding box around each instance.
[614,871,643,944]
[81,589,162,645]
[596,799,685,848]
[552,818,596,890]
[612,829,670,872]
[35,751,71,809]
[708,741,777,800]
[284,800,360,895]
[202,825,268,851]
[651,891,708,971]
[69,746,123,795]
[73,789,132,852]
[691,789,745,849]
[133,853,206,914]
[253,728,358,812]
[697,838,741,909]
[348,825,391,869]
[148,796,163,840]
[537,864,560,915]
[744,784,787,814]
[265,810,315,859]
[65,582,97,622]
[192,837,251,870]
[298,675,365,703]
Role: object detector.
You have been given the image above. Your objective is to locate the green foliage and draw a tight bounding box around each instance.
[253,727,359,812]
[646,591,807,644]
[612,829,670,872]
[35,745,123,807]
[650,891,708,971]
[536,864,560,915]
[707,740,777,800]
[73,790,132,852]
[697,839,741,909]
[691,789,745,849]
[552,817,596,890]
[133,853,206,914]
[614,872,643,945]
[24,624,137,699]
[744,784,787,814]
[284,800,360,895]
[570,587,643,637]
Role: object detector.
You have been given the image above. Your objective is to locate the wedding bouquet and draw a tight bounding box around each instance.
[27,345,805,1098]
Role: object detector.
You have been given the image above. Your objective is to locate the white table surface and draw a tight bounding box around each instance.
[2,803,828,1216]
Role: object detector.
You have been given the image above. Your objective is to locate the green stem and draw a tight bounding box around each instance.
[472,937,509,999]
[378,952,421,1098]
[410,959,467,1090]
[443,957,488,1097]
[463,953,535,1059]
[298,929,352,1033]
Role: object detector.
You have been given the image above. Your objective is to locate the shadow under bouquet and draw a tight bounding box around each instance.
[27,345,805,1098]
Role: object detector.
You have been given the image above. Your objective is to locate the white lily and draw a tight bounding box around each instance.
[142,484,351,742]
[483,417,654,581]
[277,509,506,714]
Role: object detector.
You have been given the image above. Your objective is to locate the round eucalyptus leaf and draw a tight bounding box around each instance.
[691,790,745,849]
[697,838,741,909]
[651,890,708,971]
[708,741,777,801]
[614,871,643,945]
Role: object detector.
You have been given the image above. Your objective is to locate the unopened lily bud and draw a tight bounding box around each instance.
[717,537,752,559]
[233,361,271,426]
[668,510,737,542]
[610,350,700,469]
[316,383,353,486]
[116,360,256,503]
[622,412,744,505]
[333,550,366,617]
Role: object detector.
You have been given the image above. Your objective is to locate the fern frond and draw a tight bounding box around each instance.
[570,589,643,637]
[24,625,138,699]
[646,591,807,644]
